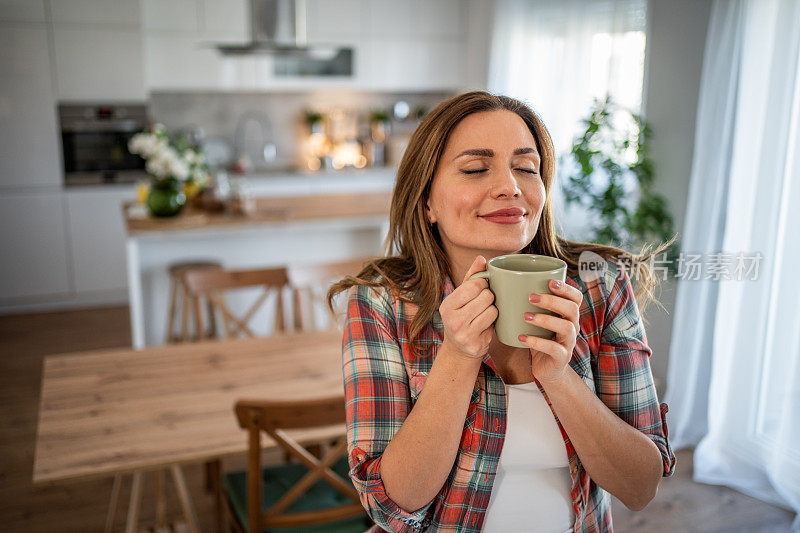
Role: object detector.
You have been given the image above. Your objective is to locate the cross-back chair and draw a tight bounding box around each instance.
[183,266,291,340]
[223,396,371,533]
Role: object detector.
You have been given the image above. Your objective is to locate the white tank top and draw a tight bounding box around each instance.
[482,381,576,533]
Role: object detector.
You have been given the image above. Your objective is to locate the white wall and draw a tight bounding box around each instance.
[641,0,713,394]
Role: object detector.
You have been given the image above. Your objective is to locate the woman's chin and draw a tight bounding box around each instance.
[475,240,531,255]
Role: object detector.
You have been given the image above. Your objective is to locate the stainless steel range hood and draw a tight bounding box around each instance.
[216,0,343,58]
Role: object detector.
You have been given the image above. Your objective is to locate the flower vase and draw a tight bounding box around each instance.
[147,177,186,217]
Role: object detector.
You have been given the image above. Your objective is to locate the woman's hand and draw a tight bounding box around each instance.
[439,255,498,359]
[518,279,583,383]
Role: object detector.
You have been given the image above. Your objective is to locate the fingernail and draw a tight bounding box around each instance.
[518,334,527,341]
[551,280,562,289]
[524,312,535,320]
[529,293,541,303]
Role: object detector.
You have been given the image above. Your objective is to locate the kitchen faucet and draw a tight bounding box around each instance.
[233,111,277,172]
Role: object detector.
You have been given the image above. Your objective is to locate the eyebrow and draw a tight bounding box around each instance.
[454,147,539,159]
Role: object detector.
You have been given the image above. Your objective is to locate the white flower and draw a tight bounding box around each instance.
[130,125,207,182]
[146,156,168,178]
[170,156,190,180]
[128,132,151,156]
[129,132,168,159]
[146,145,180,178]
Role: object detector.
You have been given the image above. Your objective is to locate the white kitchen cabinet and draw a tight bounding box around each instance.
[141,0,199,32]
[366,0,464,39]
[366,0,414,39]
[53,27,146,101]
[462,0,492,90]
[201,0,248,36]
[363,0,465,90]
[0,193,71,301]
[50,0,140,27]
[415,0,464,39]
[65,187,136,294]
[0,0,45,22]
[368,39,463,91]
[365,40,424,90]
[144,33,257,90]
[142,0,253,91]
[142,0,248,35]
[0,26,61,189]
[305,0,362,42]
[424,40,463,89]
[143,0,467,91]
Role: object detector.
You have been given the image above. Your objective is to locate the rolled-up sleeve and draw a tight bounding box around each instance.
[342,284,436,532]
[595,261,677,477]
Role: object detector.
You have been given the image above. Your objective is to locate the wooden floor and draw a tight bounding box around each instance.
[0,305,795,532]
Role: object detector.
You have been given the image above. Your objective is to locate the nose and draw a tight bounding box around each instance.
[491,168,522,198]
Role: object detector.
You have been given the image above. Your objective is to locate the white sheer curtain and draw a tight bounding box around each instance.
[660,0,744,452]
[487,0,647,155]
[664,0,800,528]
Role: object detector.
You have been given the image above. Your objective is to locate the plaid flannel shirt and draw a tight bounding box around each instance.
[341,259,676,533]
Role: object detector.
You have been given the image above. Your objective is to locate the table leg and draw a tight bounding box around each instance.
[171,465,200,533]
[104,473,122,533]
[126,239,146,349]
[125,470,144,533]
[156,469,167,529]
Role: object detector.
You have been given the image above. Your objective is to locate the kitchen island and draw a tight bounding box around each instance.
[123,169,395,348]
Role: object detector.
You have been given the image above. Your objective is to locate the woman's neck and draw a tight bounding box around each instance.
[448,249,510,287]
[489,333,533,385]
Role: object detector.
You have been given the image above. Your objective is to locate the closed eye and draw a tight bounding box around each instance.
[461,168,538,175]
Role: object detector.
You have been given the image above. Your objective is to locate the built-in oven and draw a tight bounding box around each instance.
[59,103,150,186]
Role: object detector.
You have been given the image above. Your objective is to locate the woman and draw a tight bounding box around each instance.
[327,91,676,533]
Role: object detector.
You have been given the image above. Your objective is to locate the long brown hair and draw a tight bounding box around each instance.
[327,91,676,353]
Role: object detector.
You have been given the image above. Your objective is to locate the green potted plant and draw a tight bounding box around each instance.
[304,110,325,134]
[368,109,390,141]
[559,95,680,276]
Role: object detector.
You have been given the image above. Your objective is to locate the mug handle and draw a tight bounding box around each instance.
[468,271,490,280]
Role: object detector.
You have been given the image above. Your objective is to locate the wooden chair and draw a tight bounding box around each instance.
[183,267,291,340]
[165,261,223,342]
[182,265,292,530]
[287,257,374,332]
[223,396,371,533]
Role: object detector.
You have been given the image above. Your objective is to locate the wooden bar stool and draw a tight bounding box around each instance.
[166,261,223,343]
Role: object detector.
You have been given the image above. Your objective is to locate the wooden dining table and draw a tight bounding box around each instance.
[33,330,347,533]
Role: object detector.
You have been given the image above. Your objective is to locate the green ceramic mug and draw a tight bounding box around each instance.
[469,254,568,348]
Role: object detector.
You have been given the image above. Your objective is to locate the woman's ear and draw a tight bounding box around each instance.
[425,200,436,224]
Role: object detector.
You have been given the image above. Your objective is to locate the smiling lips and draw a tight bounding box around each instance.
[479,207,526,224]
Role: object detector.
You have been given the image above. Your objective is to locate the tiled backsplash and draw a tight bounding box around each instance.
[149,90,453,171]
